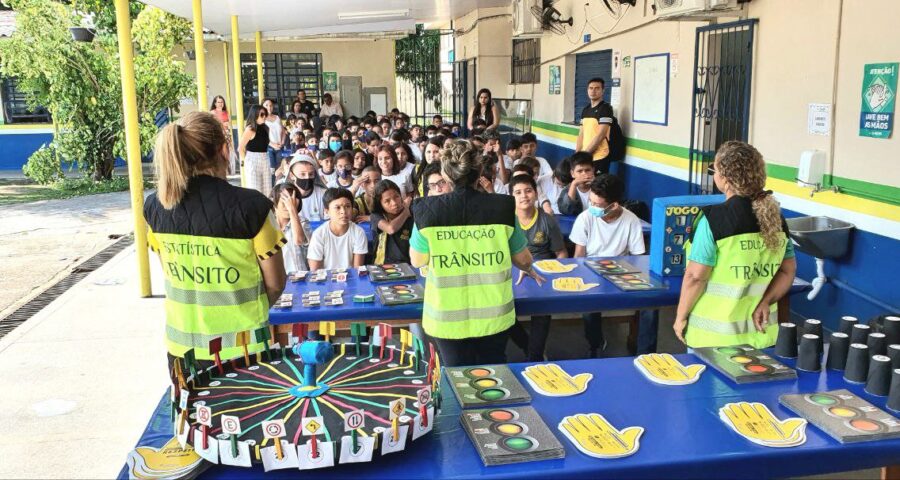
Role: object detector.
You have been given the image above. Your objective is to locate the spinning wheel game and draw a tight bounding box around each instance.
[171,323,441,471]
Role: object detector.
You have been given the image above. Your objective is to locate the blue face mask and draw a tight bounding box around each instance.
[329,141,343,152]
[588,206,607,218]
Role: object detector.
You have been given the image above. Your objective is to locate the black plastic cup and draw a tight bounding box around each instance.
[850,324,871,345]
[826,332,850,371]
[884,316,900,345]
[865,355,892,396]
[797,334,821,372]
[887,369,900,412]
[844,343,870,384]
[888,344,900,370]
[839,316,858,335]
[868,332,887,356]
[774,322,798,358]
[805,319,824,355]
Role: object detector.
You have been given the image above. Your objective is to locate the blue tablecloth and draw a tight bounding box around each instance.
[270,256,809,324]
[120,353,900,479]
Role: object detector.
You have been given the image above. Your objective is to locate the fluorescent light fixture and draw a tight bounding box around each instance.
[337,9,409,21]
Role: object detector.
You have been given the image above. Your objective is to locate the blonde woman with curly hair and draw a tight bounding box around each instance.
[409,139,544,367]
[674,141,797,349]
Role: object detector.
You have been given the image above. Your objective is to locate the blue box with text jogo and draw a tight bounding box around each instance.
[650,194,725,276]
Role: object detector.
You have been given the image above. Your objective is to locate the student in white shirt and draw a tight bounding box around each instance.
[307,188,367,270]
[287,155,326,223]
[520,132,553,180]
[376,145,413,196]
[317,149,338,187]
[569,174,642,358]
[318,93,344,119]
[393,143,417,190]
[272,182,310,274]
[558,152,595,216]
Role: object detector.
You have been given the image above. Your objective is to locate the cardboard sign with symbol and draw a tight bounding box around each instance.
[196,405,212,427]
[179,388,190,410]
[262,420,286,439]
[344,409,366,432]
[221,415,242,435]
[389,399,406,419]
[302,416,325,436]
[235,331,250,347]
[319,321,336,337]
[417,386,432,406]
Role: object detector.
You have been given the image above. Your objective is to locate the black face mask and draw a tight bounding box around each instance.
[294,177,315,191]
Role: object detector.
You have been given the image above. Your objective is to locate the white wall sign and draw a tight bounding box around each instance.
[808,103,832,136]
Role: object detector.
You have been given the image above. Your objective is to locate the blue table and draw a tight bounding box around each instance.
[270,256,809,324]
[121,353,900,479]
[555,214,651,239]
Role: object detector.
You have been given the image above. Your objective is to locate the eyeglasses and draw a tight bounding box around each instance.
[707,164,716,176]
[427,179,448,190]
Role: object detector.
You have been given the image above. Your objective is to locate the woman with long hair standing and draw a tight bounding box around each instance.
[239,105,272,196]
[144,111,286,372]
[209,95,235,174]
[673,141,797,349]
[467,88,501,132]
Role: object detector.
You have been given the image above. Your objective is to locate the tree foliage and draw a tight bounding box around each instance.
[395,26,443,108]
[0,0,193,182]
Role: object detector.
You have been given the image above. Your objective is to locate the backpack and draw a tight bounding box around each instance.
[607,116,626,162]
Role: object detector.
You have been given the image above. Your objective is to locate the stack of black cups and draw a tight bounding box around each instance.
[888,368,900,412]
[884,316,900,344]
[826,332,850,370]
[774,322,798,358]
[804,319,824,356]
[889,344,900,370]
[844,343,870,384]
[850,324,871,344]
[839,316,858,335]
[797,334,821,372]
[868,332,887,356]
[865,355,892,396]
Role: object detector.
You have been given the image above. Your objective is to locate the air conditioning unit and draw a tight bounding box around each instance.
[655,0,739,18]
[512,0,543,37]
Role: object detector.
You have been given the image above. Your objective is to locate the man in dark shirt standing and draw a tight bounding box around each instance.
[295,89,317,119]
[576,77,614,174]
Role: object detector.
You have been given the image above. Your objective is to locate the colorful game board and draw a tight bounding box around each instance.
[693,345,797,384]
[780,390,900,443]
[172,328,440,470]
[367,263,418,283]
[460,406,565,466]
[446,365,531,408]
[603,272,667,291]
[584,258,642,276]
[376,283,425,306]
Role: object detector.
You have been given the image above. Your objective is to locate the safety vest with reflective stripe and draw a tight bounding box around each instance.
[418,223,517,339]
[155,232,268,360]
[684,207,788,349]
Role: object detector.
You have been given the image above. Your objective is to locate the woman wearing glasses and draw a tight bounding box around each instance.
[674,141,796,349]
[239,105,272,196]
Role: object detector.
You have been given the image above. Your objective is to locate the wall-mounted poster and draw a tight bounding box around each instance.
[549,65,561,95]
[323,72,338,92]
[632,53,670,126]
[859,62,897,139]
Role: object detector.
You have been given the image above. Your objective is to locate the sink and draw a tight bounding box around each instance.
[785,216,854,259]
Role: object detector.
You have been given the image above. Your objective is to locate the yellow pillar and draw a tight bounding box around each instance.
[191,0,207,109]
[231,16,245,186]
[114,0,151,297]
[255,31,264,104]
[223,42,231,118]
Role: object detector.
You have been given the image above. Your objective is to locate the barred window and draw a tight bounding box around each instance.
[2,77,51,124]
[511,38,540,85]
[240,53,323,114]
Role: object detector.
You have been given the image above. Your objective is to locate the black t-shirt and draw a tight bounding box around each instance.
[371,213,414,265]
[246,124,270,153]
[580,101,614,163]
[295,99,317,118]
[581,100,614,125]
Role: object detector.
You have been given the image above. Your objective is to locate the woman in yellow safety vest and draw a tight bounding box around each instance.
[144,111,287,372]
[674,141,797,349]
[409,139,544,367]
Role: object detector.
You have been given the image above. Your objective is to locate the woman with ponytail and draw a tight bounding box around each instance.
[673,141,797,349]
[144,111,287,372]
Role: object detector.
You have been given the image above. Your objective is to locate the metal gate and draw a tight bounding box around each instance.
[452,58,476,130]
[688,19,757,194]
[395,28,464,127]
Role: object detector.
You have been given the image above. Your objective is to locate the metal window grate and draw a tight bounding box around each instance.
[0,235,134,340]
[240,53,323,115]
[1,77,51,124]
[511,38,541,85]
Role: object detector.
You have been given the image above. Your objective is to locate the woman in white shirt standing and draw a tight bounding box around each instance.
[262,99,285,176]
[318,93,344,119]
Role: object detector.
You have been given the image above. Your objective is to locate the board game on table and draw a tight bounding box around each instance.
[124,349,900,479]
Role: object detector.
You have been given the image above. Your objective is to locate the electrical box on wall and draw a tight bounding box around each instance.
[797,150,826,187]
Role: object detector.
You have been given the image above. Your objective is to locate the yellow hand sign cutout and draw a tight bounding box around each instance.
[552,277,599,292]
[719,402,807,448]
[533,259,578,274]
[523,363,592,396]
[559,413,644,459]
[634,353,706,385]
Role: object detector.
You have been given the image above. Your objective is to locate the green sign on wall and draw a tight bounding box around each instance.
[859,62,898,139]
[323,72,338,91]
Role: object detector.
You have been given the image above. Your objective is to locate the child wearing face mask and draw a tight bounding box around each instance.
[328,133,344,154]
[287,155,326,223]
[317,149,337,187]
[570,174,644,358]
[328,150,354,189]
